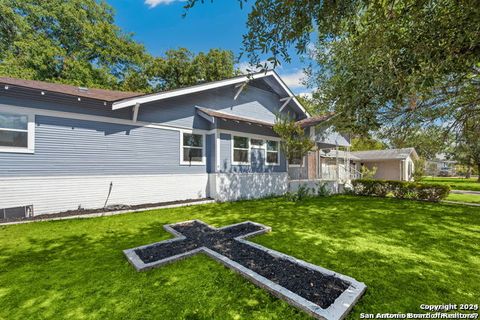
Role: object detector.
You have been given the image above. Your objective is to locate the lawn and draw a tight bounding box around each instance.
[446,193,480,204]
[422,176,480,191]
[1,196,479,320]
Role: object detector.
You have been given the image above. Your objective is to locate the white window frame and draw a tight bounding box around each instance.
[288,154,306,167]
[231,135,251,165]
[0,110,35,154]
[265,140,280,166]
[179,130,205,165]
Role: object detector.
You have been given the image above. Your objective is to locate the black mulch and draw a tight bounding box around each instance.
[135,221,350,309]
[0,198,211,223]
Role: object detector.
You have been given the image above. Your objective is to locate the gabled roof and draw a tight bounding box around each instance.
[350,148,419,161]
[111,70,311,118]
[0,77,142,102]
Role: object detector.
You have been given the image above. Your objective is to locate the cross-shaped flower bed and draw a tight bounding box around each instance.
[124,220,366,320]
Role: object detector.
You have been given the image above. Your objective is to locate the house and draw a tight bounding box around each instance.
[350,148,419,181]
[0,71,344,217]
[425,153,456,176]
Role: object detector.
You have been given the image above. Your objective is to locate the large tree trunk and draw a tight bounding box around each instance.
[478,163,480,182]
[465,165,471,179]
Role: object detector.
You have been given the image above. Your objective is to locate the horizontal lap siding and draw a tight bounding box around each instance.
[219,133,286,173]
[0,115,206,177]
[138,85,289,129]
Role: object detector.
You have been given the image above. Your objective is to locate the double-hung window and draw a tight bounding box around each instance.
[266,140,280,165]
[232,136,250,164]
[0,111,34,153]
[181,132,204,165]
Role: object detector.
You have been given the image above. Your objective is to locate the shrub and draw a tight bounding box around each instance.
[284,183,312,202]
[316,182,331,196]
[351,179,450,202]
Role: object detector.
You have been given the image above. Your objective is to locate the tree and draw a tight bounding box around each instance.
[350,136,386,152]
[452,117,480,182]
[381,126,450,160]
[0,1,236,92]
[186,1,480,134]
[0,0,148,90]
[273,115,315,179]
[147,48,235,91]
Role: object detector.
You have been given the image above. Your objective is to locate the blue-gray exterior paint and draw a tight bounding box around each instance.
[137,84,298,129]
[0,115,206,177]
[0,82,296,178]
[218,133,286,173]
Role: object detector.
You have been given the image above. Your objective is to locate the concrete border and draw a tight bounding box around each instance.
[0,200,215,226]
[123,220,366,320]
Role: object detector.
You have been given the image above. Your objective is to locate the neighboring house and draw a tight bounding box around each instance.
[425,153,457,176]
[350,148,419,181]
[0,71,341,217]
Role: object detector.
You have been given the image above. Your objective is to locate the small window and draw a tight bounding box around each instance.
[0,112,33,152]
[233,136,249,164]
[181,132,204,164]
[266,140,279,165]
[250,138,264,148]
[290,152,304,166]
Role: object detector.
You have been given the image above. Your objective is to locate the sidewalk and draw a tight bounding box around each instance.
[451,189,480,195]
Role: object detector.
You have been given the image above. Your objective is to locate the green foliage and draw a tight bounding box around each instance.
[360,165,377,179]
[412,158,426,181]
[451,115,480,181]
[350,136,386,152]
[186,0,480,135]
[316,182,331,197]
[272,115,315,165]
[352,179,450,202]
[0,1,235,92]
[284,184,312,202]
[382,126,451,160]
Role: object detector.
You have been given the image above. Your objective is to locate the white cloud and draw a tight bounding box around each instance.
[145,0,181,8]
[278,70,306,89]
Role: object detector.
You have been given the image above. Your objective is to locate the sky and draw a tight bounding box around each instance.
[107,0,311,95]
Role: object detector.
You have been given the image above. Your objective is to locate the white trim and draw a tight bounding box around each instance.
[112,72,276,110]
[279,96,293,112]
[0,104,210,134]
[231,135,251,165]
[265,139,280,166]
[179,130,206,166]
[217,129,281,141]
[111,70,311,118]
[132,103,140,122]
[215,130,220,170]
[0,111,35,154]
[233,82,247,100]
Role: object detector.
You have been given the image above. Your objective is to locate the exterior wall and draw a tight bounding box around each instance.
[0,174,208,215]
[0,83,295,215]
[137,84,295,130]
[0,115,206,177]
[210,172,288,202]
[361,160,402,180]
[218,132,286,173]
[288,180,344,194]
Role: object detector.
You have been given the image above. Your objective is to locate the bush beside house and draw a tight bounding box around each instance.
[351,179,450,202]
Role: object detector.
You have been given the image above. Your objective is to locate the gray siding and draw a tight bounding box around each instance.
[0,115,206,177]
[137,84,296,129]
[218,133,286,173]
[0,95,131,120]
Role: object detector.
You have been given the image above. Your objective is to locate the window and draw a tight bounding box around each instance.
[181,132,204,164]
[266,140,279,165]
[233,136,249,164]
[289,152,304,166]
[250,138,264,148]
[0,111,34,153]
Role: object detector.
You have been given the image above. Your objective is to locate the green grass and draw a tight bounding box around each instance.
[446,193,480,204]
[1,196,479,320]
[421,176,480,191]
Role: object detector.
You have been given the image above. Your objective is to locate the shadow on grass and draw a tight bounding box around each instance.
[0,195,479,319]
